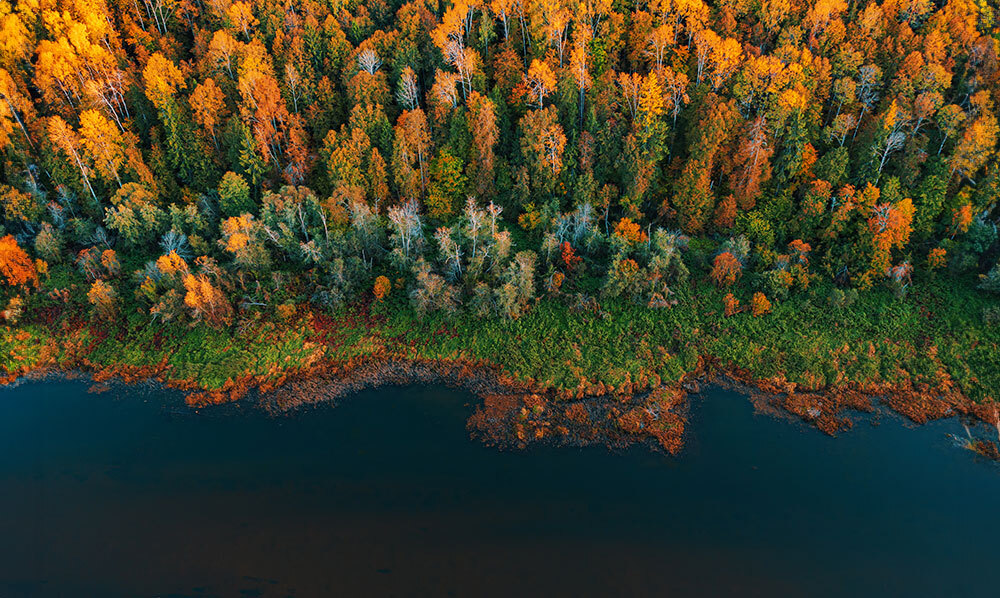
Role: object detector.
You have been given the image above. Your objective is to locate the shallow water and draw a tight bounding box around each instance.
[0,378,998,597]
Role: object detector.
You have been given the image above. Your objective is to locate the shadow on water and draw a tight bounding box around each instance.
[0,378,999,597]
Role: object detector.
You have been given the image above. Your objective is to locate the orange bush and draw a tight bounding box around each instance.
[373,275,391,301]
[710,251,742,287]
[750,292,771,317]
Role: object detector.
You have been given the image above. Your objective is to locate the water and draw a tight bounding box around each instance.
[0,378,998,597]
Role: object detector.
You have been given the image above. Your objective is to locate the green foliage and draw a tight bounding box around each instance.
[218,172,253,218]
[426,150,467,220]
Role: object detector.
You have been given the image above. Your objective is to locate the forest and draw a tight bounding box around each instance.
[1,0,1000,403]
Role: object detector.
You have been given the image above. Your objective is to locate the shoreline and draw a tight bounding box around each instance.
[6,344,999,458]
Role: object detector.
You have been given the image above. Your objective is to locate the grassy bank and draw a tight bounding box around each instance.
[3,268,998,407]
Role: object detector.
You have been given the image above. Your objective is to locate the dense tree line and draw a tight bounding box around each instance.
[1,0,999,326]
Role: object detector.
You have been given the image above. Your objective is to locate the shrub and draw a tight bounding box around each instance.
[750,292,771,316]
[373,275,391,301]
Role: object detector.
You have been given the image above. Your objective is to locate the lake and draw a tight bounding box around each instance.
[1,378,998,597]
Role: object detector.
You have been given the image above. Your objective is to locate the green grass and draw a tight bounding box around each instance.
[3,270,998,403]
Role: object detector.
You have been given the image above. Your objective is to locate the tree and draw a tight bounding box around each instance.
[519,106,566,193]
[935,104,965,154]
[47,116,99,205]
[207,30,240,80]
[227,1,258,40]
[79,109,125,188]
[87,279,118,319]
[750,292,771,316]
[142,53,185,111]
[870,100,909,184]
[525,59,556,108]
[0,68,34,150]
[218,172,253,217]
[730,117,772,208]
[397,66,420,111]
[950,114,998,183]
[711,252,742,287]
[0,184,41,223]
[105,183,165,246]
[427,150,466,219]
[183,272,233,328]
[723,292,740,316]
[190,78,227,148]
[467,91,498,196]
[393,109,432,199]
[373,275,391,301]
[0,235,37,289]
[569,30,592,126]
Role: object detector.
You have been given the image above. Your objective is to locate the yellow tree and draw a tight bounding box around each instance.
[393,108,432,199]
[183,272,234,328]
[87,279,118,319]
[207,30,241,80]
[190,78,227,148]
[569,28,592,126]
[525,59,556,108]
[0,68,34,150]
[142,52,185,111]
[647,24,674,71]
[226,1,258,41]
[79,109,125,188]
[637,73,665,146]
[705,36,742,91]
[950,113,998,183]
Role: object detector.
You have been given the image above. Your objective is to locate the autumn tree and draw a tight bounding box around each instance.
[190,78,227,149]
[519,106,566,194]
[392,109,432,200]
[0,235,37,289]
[467,91,498,196]
[711,252,742,287]
[525,59,556,108]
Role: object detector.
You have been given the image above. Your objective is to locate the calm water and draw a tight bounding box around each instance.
[0,379,998,597]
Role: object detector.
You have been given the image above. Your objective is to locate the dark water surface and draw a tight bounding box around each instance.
[1,379,998,597]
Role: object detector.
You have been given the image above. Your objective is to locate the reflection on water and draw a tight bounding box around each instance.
[0,379,998,597]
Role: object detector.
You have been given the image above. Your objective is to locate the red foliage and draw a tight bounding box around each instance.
[560,241,582,269]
